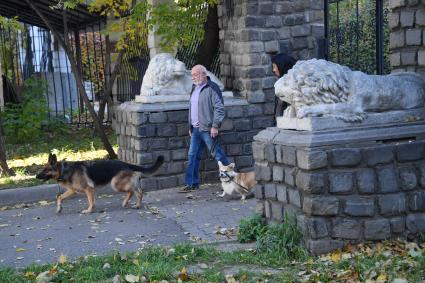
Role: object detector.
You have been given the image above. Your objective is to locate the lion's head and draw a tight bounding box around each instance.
[140,53,190,96]
[274,59,351,113]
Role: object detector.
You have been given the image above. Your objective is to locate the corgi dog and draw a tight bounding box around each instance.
[217,161,256,200]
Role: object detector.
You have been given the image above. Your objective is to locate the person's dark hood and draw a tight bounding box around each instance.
[271,53,297,78]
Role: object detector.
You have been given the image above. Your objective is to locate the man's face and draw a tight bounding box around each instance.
[272,63,281,77]
[191,70,206,85]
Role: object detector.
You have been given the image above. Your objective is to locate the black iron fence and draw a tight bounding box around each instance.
[324,0,390,74]
[0,21,108,125]
[1,3,220,122]
[115,25,150,102]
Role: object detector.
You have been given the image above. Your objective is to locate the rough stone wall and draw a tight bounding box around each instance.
[112,100,272,190]
[253,130,425,255]
[389,0,425,75]
[217,0,324,101]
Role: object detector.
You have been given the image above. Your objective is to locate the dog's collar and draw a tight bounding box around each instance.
[57,162,65,182]
[220,171,250,193]
[220,171,233,182]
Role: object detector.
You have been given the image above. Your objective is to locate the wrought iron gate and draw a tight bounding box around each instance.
[324,0,390,74]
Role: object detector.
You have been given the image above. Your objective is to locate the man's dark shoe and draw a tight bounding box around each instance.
[178,185,199,193]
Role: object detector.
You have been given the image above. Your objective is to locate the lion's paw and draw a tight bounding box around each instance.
[297,107,311,119]
[336,113,367,123]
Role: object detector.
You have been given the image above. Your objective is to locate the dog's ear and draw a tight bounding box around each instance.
[217,161,223,168]
[229,163,235,169]
[49,154,57,165]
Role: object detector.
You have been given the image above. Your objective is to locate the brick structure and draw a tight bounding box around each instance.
[389,0,425,75]
[253,124,425,255]
[113,0,324,190]
[218,0,324,98]
[112,99,271,190]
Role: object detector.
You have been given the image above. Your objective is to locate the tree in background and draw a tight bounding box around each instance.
[328,0,390,74]
[1,0,219,161]
[0,17,20,176]
[59,0,218,156]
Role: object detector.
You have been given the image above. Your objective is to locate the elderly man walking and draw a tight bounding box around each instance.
[180,65,230,192]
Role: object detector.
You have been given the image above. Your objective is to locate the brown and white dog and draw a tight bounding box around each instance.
[217,161,256,200]
[36,153,164,214]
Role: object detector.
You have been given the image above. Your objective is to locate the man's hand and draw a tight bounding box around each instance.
[210,127,218,138]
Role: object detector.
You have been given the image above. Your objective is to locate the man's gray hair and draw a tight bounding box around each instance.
[192,64,207,74]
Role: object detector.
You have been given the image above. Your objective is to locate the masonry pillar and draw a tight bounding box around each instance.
[147,0,176,57]
[389,0,425,76]
[217,0,325,102]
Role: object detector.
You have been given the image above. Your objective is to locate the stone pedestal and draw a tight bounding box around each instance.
[253,118,425,255]
[135,91,234,104]
[112,97,274,190]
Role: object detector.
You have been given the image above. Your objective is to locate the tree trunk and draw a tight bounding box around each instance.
[0,59,4,109]
[25,0,117,159]
[97,49,124,123]
[98,0,137,123]
[0,121,14,177]
[0,53,14,176]
[195,4,219,70]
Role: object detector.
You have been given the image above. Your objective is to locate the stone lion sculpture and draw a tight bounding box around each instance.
[140,53,223,97]
[275,59,425,122]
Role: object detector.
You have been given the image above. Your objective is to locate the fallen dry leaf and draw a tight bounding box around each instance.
[15,248,26,252]
[125,274,139,282]
[330,250,342,263]
[178,266,189,281]
[199,263,208,269]
[103,263,111,269]
[376,273,387,282]
[36,270,54,283]
[58,253,67,264]
[132,259,140,266]
[38,200,53,206]
[24,271,36,279]
[225,274,237,283]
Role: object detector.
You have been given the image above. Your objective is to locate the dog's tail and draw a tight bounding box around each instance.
[128,156,164,176]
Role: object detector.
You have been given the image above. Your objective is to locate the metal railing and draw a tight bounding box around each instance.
[0,21,110,125]
[324,0,390,74]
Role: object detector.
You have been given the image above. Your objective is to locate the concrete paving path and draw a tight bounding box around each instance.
[0,184,257,268]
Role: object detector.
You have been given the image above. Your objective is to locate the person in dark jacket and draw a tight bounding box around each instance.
[180,65,230,192]
[271,53,297,117]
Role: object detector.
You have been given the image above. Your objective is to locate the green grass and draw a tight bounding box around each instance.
[0,214,424,282]
[0,241,423,282]
[1,125,118,189]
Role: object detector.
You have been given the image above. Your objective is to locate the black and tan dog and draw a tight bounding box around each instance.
[36,153,164,214]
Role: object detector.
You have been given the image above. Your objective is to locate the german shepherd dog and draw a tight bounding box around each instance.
[217,161,256,200]
[36,154,164,214]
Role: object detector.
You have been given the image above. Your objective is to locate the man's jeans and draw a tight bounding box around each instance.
[185,127,229,187]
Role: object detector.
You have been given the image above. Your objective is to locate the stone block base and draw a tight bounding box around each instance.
[112,98,274,190]
[254,121,425,255]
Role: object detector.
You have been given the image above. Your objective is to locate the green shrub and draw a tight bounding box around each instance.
[237,213,266,243]
[2,76,48,143]
[256,213,308,262]
[238,213,308,262]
